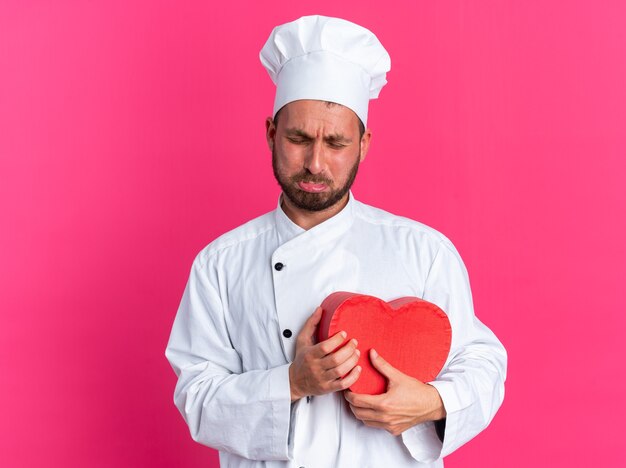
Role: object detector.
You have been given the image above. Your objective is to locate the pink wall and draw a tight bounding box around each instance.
[1,1,624,466]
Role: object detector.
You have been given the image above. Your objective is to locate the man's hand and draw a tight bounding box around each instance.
[289,307,362,402]
[344,349,446,436]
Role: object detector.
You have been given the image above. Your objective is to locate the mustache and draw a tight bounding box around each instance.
[290,172,332,185]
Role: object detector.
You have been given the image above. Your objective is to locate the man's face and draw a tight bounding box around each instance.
[267,100,371,212]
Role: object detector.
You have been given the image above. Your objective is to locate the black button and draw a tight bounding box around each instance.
[274,262,284,271]
[282,329,292,338]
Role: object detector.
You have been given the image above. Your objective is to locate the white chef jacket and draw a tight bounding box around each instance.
[166,192,507,467]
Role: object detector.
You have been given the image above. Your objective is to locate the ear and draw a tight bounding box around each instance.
[266,117,276,151]
[359,129,372,163]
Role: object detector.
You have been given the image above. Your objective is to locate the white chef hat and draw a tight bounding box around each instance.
[260,15,391,126]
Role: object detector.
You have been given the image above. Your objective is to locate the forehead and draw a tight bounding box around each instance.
[277,100,361,135]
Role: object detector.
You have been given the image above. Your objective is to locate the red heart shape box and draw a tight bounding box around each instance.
[318,292,452,395]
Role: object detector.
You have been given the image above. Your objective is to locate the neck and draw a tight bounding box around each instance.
[281,193,350,230]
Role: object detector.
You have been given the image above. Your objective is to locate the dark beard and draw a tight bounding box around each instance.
[272,148,360,212]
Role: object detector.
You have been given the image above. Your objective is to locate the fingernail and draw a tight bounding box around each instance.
[352,338,358,346]
[356,366,362,372]
[356,349,361,357]
[340,331,347,339]
[371,349,378,359]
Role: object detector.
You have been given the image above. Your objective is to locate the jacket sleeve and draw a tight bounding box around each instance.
[165,255,293,461]
[401,240,507,462]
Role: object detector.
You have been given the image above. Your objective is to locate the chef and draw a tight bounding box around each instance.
[166,15,507,468]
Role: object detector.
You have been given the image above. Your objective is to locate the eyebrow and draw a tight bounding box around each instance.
[284,128,353,144]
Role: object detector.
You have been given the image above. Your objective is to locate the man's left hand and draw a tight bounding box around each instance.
[344,349,447,436]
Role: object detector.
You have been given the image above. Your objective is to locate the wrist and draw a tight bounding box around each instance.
[427,383,446,421]
[289,363,303,402]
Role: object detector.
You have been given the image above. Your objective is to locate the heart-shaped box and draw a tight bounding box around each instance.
[318,292,452,395]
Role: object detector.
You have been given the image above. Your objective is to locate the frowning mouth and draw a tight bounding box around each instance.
[297,181,329,193]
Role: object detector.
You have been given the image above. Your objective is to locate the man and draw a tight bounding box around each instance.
[166,15,506,467]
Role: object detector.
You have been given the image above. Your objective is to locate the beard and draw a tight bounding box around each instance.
[272,147,360,212]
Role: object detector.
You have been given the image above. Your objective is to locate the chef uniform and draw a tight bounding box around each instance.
[166,15,507,468]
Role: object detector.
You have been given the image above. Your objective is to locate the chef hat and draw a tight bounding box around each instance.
[260,15,391,126]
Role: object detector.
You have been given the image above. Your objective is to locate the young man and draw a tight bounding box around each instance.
[166,15,507,467]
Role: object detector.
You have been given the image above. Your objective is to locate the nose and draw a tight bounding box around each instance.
[304,140,326,175]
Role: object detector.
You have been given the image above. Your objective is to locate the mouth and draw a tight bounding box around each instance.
[297,180,329,193]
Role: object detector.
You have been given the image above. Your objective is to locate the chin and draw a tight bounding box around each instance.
[289,189,347,212]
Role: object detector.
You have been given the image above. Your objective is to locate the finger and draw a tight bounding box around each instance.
[349,410,387,428]
[344,390,378,409]
[324,347,360,379]
[320,338,358,370]
[361,419,404,436]
[360,420,397,434]
[314,330,348,358]
[328,364,361,392]
[349,404,376,420]
[369,349,399,381]
[297,307,323,346]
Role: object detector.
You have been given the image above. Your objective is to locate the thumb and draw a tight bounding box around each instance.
[297,307,323,346]
[369,349,399,381]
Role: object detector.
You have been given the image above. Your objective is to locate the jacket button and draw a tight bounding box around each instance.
[274,262,284,271]
[282,329,292,338]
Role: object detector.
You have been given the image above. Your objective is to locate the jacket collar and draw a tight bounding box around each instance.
[274,191,356,247]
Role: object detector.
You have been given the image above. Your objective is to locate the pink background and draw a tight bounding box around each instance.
[1,1,624,466]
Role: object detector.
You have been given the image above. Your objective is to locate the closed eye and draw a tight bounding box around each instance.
[286,137,310,145]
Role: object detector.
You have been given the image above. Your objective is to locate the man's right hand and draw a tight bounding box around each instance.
[289,307,362,402]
